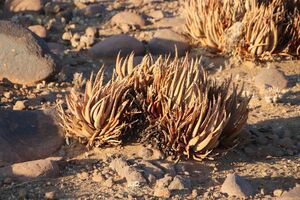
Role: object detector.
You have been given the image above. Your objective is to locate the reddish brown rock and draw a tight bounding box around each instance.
[0,157,61,181]
[0,109,64,164]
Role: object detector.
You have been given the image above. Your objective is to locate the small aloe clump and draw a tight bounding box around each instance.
[58,69,134,147]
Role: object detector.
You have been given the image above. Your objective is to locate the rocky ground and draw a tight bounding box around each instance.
[0,0,300,199]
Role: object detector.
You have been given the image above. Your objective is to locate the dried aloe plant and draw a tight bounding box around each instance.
[119,55,251,161]
[185,0,300,58]
[242,0,297,57]
[58,69,134,147]
[185,0,246,52]
[59,53,251,161]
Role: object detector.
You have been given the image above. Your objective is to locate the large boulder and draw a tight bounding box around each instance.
[0,109,64,165]
[0,21,59,85]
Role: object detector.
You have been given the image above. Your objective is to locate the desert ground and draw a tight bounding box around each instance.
[0,0,299,199]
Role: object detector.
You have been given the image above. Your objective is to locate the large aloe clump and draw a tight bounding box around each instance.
[59,54,251,161]
[185,0,300,58]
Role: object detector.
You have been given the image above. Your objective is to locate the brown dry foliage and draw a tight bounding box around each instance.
[59,54,251,161]
[185,0,300,58]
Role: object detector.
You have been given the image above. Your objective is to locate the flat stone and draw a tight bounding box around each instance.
[89,34,144,59]
[147,10,164,20]
[279,185,300,200]
[155,17,186,34]
[28,25,47,39]
[0,21,59,85]
[111,11,145,28]
[78,4,106,17]
[148,29,190,56]
[5,0,44,12]
[0,157,61,181]
[220,173,254,198]
[254,68,288,91]
[0,109,64,164]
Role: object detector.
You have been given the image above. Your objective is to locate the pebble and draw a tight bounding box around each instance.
[77,171,89,180]
[138,147,153,159]
[103,177,114,187]
[45,191,55,199]
[28,25,47,39]
[13,100,26,110]
[147,10,164,20]
[153,187,171,198]
[92,174,105,183]
[273,189,284,197]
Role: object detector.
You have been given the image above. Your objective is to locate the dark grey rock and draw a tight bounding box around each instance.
[0,21,59,85]
[220,173,254,198]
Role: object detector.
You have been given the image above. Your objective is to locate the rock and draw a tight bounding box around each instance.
[13,100,26,110]
[0,157,61,181]
[78,4,106,17]
[111,11,145,28]
[89,34,144,59]
[103,177,114,187]
[28,25,47,39]
[155,17,186,34]
[154,175,173,198]
[77,171,89,180]
[254,68,288,91]
[92,174,105,183]
[274,189,284,197]
[5,0,44,12]
[85,27,97,38]
[0,21,59,85]
[168,176,192,191]
[147,10,164,20]
[45,191,55,199]
[0,109,64,164]
[138,147,153,159]
[148,29,190,56]
[138,160,164,178]
[153,187,171,198]
[47,42,65,55]
[160,162,176,176]
[62,31,72,41]
[109,157,146,187]
[279,185,300,200]
[221,173,253,198]
[18,188,27,198]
